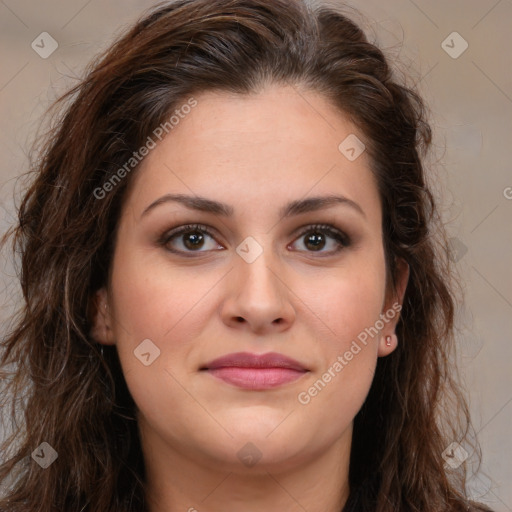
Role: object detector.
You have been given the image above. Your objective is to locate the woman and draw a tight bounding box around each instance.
[0,0,493,510]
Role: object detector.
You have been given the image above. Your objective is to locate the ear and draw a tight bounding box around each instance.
[378,257,409,357]
[89,287,116,345]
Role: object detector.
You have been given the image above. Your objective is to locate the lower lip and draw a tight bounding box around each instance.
[204,367,307,390]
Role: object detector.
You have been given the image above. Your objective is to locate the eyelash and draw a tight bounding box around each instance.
[159,223,351,257]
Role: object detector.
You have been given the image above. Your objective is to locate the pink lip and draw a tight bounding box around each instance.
[201,352,309,390]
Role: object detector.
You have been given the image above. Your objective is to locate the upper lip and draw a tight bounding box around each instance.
[201,352,308,371]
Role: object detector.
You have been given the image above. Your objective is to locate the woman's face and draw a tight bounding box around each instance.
[93,84,407,474]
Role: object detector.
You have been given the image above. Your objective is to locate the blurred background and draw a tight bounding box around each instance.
[0,0,511,509]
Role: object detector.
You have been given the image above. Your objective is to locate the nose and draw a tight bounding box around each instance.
[220,249,296,335]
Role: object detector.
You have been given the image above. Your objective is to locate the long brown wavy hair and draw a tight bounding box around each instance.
[0,0,491,510]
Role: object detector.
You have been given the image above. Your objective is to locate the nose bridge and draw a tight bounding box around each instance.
[236,238,283,305]
[221,236,295,333]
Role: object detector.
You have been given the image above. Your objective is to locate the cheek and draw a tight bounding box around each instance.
[294,260,386,419]
[107,251,218,440]
[306,257,387,347]
[107,244,235,418]
[109,241,221,339]
[297,349,377,445]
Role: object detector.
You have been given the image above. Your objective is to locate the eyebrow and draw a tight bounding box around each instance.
[141,193,366,219]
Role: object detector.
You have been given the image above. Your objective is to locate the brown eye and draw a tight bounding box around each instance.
[181,230,206,250]
[303,232,327,251]
[161,224,224,255]
[290,224,350,254]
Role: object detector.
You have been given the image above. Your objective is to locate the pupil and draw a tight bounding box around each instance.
[306,232,325,251]
[184,232,204,249]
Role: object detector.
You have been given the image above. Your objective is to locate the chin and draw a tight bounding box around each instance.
[203,419,318,471]
[218,404,299,439]
[205,437,314,475]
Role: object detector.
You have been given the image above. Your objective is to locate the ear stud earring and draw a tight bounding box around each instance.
[385,335,392,347]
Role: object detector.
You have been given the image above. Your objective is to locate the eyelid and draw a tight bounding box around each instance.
[292,223,350,244]
[159,223,222,246]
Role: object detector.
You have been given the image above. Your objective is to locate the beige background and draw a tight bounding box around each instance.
[0,0,511,509]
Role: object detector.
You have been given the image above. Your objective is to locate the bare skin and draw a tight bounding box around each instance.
[91,84,408,512]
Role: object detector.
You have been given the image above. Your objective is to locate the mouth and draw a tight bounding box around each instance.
[200,351,310,390]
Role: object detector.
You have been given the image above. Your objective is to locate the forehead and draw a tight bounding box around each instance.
[124,84,381,222]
